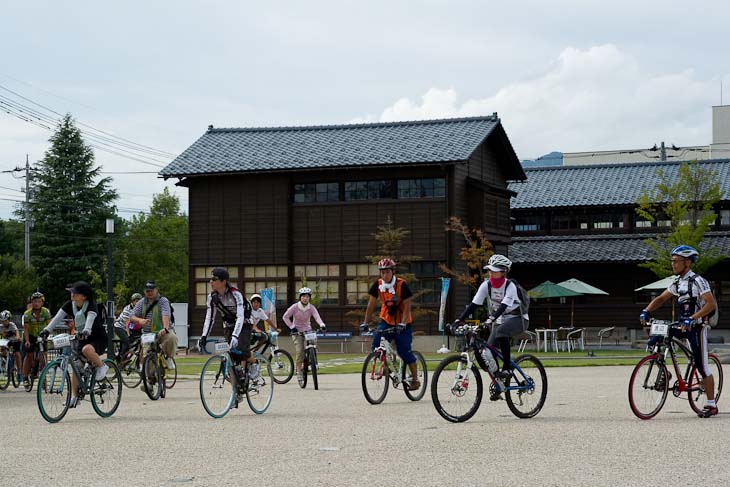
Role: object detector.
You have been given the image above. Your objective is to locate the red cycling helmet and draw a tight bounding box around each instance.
[378,258,396,270]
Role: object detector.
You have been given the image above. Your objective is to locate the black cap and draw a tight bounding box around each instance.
[66,281,93,300]
[144,280,157,290]
[211,267,229,281]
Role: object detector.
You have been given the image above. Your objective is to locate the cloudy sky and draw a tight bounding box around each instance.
[1,1,729,218]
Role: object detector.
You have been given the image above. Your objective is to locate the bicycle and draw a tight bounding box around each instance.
[0,338,20,390]
[199,341,274,418]
[114,333,144,389]
[295,330,321,390]
[23,335,48,392]
[628,319,724,420]
[260,331,294,384]
[36,333,122,423]
[140,332,177,400]
[431,322,548,423]
[360,326,428,404]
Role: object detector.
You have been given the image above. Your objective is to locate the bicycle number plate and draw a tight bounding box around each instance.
[650,322,669,336]
[0,339,8,348]
[52,334,71,348]
[304,332,317,341]
[141,333,156,344]
[215,342,230,352]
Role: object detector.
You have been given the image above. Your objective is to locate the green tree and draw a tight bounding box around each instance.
[122,188,188,302]
[0,255,37,312]
[0,219,24,257]
[24,114,117,306]
[439,216,494,290]
[636,161,725,276]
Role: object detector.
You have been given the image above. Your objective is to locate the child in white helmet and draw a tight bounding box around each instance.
[282,287,326,378]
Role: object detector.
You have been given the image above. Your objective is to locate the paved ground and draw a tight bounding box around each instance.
[2,365,727,487]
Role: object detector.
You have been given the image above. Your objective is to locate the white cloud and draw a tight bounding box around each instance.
[365,45,721,159]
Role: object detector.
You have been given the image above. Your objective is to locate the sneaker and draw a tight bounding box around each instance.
[494,370,512,382]
[95,364,109,381]
[248,363,260,380]
[23,379,30,388]
[408,379,421,391]
[698,405,718,418]
[166,358,176,370]
[67,396,79,408]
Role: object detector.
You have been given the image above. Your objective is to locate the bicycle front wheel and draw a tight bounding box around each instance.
[271,349,294,384]
[505,354,548,418]
[37,360,71,423]
[120,355,142,389]
[246,356,274,414]
[199,355,234,419]
[403,351,428,401]
[431,354,483,423]
[309,348,318,390]
[0,356,9,390]
[91,359,122,418]
[628,355,669,420]
[142,353,163,400]
[164,358,177,389]
[361,351,389,404]
[688,353,724,414]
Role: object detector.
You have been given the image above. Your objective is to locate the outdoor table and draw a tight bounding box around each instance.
[535,328,558,352]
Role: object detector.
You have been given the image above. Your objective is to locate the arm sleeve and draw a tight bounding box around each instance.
[490,303,508,319]
[45,309,69,334]
[457,302,479,322]
[84,311,97,333]
[400,282,413,300]
[201,294,215,338]
[231,291,247,338]
[368,281,379,298]
[282,304,295,328]
[311,306,325,327]
[131,299,144,317]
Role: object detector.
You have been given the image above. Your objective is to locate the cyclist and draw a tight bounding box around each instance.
[40,281,108,408]
[454,254,526,383]
[640,245,719,418]
[22,291,52,389]
[283,287,326,381]
[129,281,177,371]
[1,310,23,381]
[114,292,143,363]
[360,258,420,391]
[250,294,277,334]
[198,268,257,378]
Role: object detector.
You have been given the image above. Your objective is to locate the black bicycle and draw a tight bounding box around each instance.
[296,330,321,390]
[114,333,144,389]
[140,332,177,400]
[23,335,48,392]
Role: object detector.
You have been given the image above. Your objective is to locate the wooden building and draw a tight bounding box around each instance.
[508,159,730,334]
[161,115,526,336]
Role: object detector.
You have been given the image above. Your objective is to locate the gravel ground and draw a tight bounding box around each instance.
[2,365,727,487]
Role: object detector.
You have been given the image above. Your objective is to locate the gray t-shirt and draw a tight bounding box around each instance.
[131,295,173,330]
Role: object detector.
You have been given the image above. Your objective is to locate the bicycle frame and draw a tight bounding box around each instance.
[47,338,94,399]
[645,328,699,396]
[368,331,406,387]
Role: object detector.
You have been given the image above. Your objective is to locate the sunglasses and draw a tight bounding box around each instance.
[209,277,221,282]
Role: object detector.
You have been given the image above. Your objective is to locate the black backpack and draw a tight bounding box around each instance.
[170,304,175,325]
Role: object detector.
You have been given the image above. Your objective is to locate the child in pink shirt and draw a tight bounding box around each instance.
[283,287,326,376]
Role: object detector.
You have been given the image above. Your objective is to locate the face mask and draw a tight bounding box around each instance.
[489,276,506,288]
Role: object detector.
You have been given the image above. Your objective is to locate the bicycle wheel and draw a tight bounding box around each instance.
[0,356,9,390]
[24,368,35,392]
[628,355,669,420]
[11,359,18,388]
[403,351,428,401]
[431,354,483,423]
[142,353,163,400]
[246,356,274,414]
[120,355,142,389]
[271,349,294,384]
[37,360,71,423]
[164,357,177,389]
[505,354,548,419]
[90,359,122,418]
[688,353,724,414]
[199,355,234,419]
[361,351,390,404]
[298,355,308,389]
[309,348,318,391]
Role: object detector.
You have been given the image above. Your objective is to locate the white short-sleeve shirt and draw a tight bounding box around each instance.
[471,280,522,323]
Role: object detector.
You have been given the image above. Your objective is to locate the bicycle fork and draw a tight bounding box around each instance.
[450,352,474,394]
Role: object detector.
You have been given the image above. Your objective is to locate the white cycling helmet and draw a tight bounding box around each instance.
[250,293,262,302]
[298,287,312,297]
[0,310,11,321]
[484,254,512,272]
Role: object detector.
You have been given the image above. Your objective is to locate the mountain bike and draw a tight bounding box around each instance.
[199,341,274,418]
[0,338,21,390]
[431,323,548,423]
[261,331,294,384]
[141,332,177,400]
[24,335,48,392]
[115,333,143,389]
[628,320,724,420]
[36,334,122,423]
[360,326,428,404]
[295,330,321,390]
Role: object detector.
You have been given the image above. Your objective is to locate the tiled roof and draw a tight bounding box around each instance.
[509,233,730,264]
[509,159,730,209]
[161,116,519,177]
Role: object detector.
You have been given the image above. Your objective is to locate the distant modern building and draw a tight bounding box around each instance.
[161,115,526,336]
[508,159,730,333]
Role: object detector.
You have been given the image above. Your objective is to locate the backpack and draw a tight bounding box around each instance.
[487,278,530,318]
[679,276,719,328]
[169,304,175,326]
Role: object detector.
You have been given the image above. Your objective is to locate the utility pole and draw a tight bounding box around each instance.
[25,155,30,269]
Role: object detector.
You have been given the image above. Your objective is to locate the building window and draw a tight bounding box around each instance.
[552,215,589,231]
[408,261,441,305]
[295,280,339,305]
[294,264,340,305]
[242,266,288,307]
[397,178,446,199]
[513,215,545,232]
[344,180,394,201]
[345,263,379,305]
[592,214,624,229]
[635,216,652,228]
[194,266,239,306]
[294,182,339,203]
[721,210,730,226]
